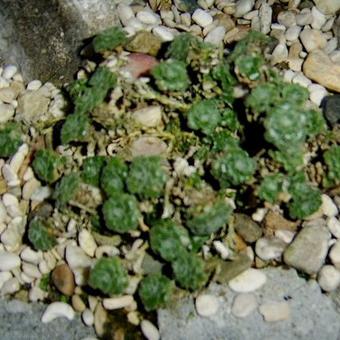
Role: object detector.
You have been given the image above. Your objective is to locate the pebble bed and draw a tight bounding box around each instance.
[0,0,340,339]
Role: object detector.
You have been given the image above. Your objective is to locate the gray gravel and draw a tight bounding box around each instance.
[158,268,340,340]
[0,298,95,340]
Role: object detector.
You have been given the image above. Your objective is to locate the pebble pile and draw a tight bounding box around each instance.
[0,0,340,339]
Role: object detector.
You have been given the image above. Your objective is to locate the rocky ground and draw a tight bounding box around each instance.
[0,0,340,340]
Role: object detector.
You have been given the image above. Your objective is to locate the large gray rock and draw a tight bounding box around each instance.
[158,268,340,340]
[283,224,331,274]
[0,298,95,340]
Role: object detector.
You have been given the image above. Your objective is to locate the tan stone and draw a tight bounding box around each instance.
[263,210,299,235]
[51,263,75,296]
[303,50,340,93]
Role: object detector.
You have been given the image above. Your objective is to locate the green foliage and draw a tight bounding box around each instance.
[82,156,107,187]
[281,83,309,106]
[212,148,256,187]
[324,146,340,186]
[61,113,91,145]
[270,149,304,173]
[88,257,128,295]
[93,26,128,53]
[235,54,264,81]
[74,66,117,115]
[186,200,232,236]
[304,109,326,137]
[53,173,81,206]
[211,61,236,103]
[32,149,64,184]
[39,274,51,292]
[138,273,174,311]
[187,99,221,135]
[166,33,201,63]
[152,60,189,92]
[150,219,190,262]
[102,193,141,233]
[101,157,128,196]
[127,156,168,199]
[264,103,307,150]
[0,122,22,158]
[28,218,56,251]
[172,251,207,290]
[210,132,239,153]
[258,174,285,203]
[220,109,240,132]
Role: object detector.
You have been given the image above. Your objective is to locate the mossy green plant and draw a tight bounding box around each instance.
[28,218,57,251]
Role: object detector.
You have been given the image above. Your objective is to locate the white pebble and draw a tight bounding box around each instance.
[82,308,94,326]
[95,245,119,258]
[283,69,296,83]
[300,27,327,52]
[29,285,47,302]
[126,17,144,31]
[255,237,287,261]
[141,320,160,340]
[213,240,230,260]
[117,3,134,26]
[285,26,301,41]
[234,0,255,18]
[195,294,219,317]
[231,293,257,318]
[41,302,75,323]
[252,208,267,222]
[66,245,92,269]
[2,65,17,79]
[271,43,288,65]
[204,26,226,45]
[152,26,174,42]
[192,9,213,27]
[20,247,42,265]
[328,217,340,239]
[0,271,12,289]
[1,277,20,295]
[296,9,312,26]
[132,106,162,128]
[292,72,312,88]
[329,241,340,268]
[0,77,9,89]
[318,265,340,292]
[23,178,41,200]
[321,194,338,217]
[0,87,16,103]
[26,80,42,91]
[0,251,21,271]
[308,83,328,106]
[22,262,42,279]
[23,167,34,182]
[0,103,15,123]
[103,295,134,310]
[275,230,296,244]
[2,164,20,187]
[21,271,35,284]
[78,229,97,257]
[229,268,267,293]
[311,6,327,30]
[324,37,338,55]
[30,186,52,202]
[277,11,296,28]
[136,10,160,25]
[259,302,291,322]
[9,143,29,174]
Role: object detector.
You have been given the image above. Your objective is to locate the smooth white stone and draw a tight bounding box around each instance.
[300,27,327,52]
[136,10,160,25]
[2,164,20,187]
[277,11,296,27]
[311,6,327,30]
[0,103,15,123]
[0,271,12,289]
[0,77,9,89]
[141,320,160,340]
[308,83,328,106]
[285,25,301,41]
[0,87,16,103]
[296,9,312,26]
[329,241,340,268]
[23,167,34,181]
[0,251,21,271]
[23,178,41,200]
[259,302,291,322]
[252,208,267,222]
[1,277,20,295]
[195,294,219,317]
[259,3,272,34]
[9,143,29,174]
[192,9,213,27]
[292,72,312,87]
[29,285,47,302]
[117,3,135,26]
[318,265,340,292]
[2,65,17,79]
[324,37,338,55]
[132,106,162,128]
[41,302,75,323]
[78,229,97,257]
[204,26,226,45]
[103,295,134,310]
[22,262,42,279]
[328,217,340,239]
[322,17,335,32]
[231,293,257,318]
[271,43,288,64]
[255,237,287,261]
[20,247,42,265]
[152,26,175,42]
[27,80,42,91]
[82,308,94,326]
[126,18,144,31]
[229,268,267,293]
[213,240,230,260]
[275,230,296,244]
[283,69,296,82]
[65,245,92,269]
[30,186,52,202]
[321,194,338,217]
[234,0,255,18]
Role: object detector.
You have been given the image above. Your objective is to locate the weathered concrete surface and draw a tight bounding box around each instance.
[0,298,95,340]
[0,0,125,84]
[158,268,340,340]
